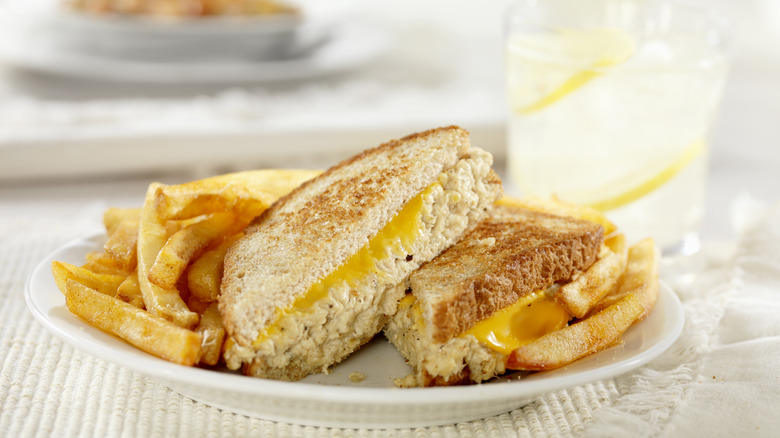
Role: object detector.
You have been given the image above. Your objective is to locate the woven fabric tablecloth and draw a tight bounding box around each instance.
[2,196,780,438]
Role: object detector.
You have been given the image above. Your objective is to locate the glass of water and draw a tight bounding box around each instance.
[505,0,732,254]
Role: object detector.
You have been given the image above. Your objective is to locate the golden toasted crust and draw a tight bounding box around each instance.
[245,128,468,233]
[413,205,604,343]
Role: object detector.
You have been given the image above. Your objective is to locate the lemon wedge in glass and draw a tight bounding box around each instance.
[507,27,636,114]
[582,139,706,211]
[543,139,706,212]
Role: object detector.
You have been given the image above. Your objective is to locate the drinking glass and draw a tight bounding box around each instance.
[505,0,732,254]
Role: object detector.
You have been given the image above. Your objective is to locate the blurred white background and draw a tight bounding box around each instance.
[1,0,778,242]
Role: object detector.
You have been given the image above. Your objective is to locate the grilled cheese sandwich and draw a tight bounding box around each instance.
[384,205,605,386]
[219,126,502,381]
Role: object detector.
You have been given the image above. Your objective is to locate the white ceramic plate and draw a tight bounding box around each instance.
[51,11,310,63]
[54,0,360,34]
[49,0,363,62]
[0,19,389,83]
[26,232,685,429]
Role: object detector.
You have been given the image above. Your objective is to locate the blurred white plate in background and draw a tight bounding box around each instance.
[0,0,386,76]
[0,21,389,82]
[51,0,363,61]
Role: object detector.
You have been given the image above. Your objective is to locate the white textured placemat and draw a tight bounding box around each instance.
[2,196,779,437]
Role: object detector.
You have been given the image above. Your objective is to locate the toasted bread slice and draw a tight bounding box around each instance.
[384,205,604,386]
[220,126,502,380]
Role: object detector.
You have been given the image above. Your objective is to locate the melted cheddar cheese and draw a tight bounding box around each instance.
[254,183,438,346]
[461,290,571,355]
[400,288,571,356]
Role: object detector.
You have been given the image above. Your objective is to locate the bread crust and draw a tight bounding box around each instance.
[413,206,604,343]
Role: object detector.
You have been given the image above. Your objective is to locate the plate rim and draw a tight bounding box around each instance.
[55,7,303,36]
[26,231,685,408]
[28,0,361,35]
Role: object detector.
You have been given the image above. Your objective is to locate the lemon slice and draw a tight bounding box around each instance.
[577,139,706,212]
[507,28,636,114]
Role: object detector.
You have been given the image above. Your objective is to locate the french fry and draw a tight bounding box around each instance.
[65,280,202,366]
[138,183,199,329]
[587,238,659,318]
[194,302,227,366]
[103,217,139,271]
[555,233,628,318]
[103,207,142,236]
[507,290,643,371]
[82,251,130,276]
[497,195,618,237]
[52,260,126,296]
[188,232,242,303]
[186,295,210,315]
[154,169,320,221]
[115,270,144,309]
[148,212,250,291]
[57,171,328,368]
[604,231,626,253]
[176,267,192,304]
[507,238,659,371]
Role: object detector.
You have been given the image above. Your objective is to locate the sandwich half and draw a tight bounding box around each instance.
[384,204,605,386]
[219,126,502,380]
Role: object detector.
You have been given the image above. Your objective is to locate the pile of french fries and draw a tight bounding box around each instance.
[52,169,658,375]
[52,170,320,367]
